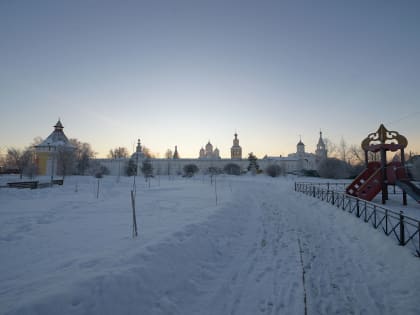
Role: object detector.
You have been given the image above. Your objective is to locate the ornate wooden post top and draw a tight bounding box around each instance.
[361,124,407,151]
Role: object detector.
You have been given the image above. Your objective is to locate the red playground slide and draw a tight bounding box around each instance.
[346,162,381,199]
[396,180,420,203]
[347,161,420,203]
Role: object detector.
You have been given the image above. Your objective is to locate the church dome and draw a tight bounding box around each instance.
[205,141,213,152]
[131,139,145,160]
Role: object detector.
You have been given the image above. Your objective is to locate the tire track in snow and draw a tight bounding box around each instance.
[297,237,308,315]
[205,184,304,315]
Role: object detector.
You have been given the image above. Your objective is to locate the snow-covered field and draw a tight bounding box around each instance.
[1,175,419,315]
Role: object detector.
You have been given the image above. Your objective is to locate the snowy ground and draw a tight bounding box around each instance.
[1,175,419,315]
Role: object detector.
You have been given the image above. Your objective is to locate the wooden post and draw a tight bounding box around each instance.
[401,148,407,206]
[399,211,405,246]
[214,175,218,205]
[364,201,367,222]
[373,205,377,228]
[131,190,138,238]
[380,148,388,204]
[96,179,100,199]
[356,199,360,217]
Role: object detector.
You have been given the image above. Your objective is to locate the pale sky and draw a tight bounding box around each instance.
[1,0,419,158]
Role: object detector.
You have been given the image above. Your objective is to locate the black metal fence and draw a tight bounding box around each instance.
[295,182,420,258]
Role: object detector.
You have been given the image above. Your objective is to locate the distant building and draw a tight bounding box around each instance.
[231,133,242,160]
[262,132,328,174]
[34,120,327,176]
[199,141,220,159]
[315,131,328,162]
[131,139,146,161]
[173,146,180,159]
[34,119,75,176]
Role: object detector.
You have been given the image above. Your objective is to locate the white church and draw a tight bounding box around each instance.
[97,131,328,176]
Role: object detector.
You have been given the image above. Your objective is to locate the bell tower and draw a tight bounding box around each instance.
[315,130,328,160]
[231,133,242,160]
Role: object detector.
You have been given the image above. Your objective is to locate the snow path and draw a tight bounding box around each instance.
[1,176,419,315]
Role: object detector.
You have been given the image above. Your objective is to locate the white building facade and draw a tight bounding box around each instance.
[98,132,327,176]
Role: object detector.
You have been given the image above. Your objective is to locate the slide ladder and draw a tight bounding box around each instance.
[346,162,381,198]
[356,168,383,201]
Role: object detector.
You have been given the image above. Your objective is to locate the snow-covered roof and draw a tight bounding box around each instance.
[36,120,74,149]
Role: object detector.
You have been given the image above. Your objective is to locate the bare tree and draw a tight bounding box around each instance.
[70,139,96,175]
[348,144,365,165]
[56,147,75,177]
[6,148,33,179]
[318,158,351,179]
[31,136,44,146]
[339,137,348,162]
[142,146,156,159]
[323,138,338,158]
[108,147,129,159]
[0,149,5,171]
[165,149,173,159]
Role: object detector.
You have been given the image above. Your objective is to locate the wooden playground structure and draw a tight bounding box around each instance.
[346,124,420,205]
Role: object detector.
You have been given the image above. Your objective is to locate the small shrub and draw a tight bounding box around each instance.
[224,163,241,175]
[183,164,199,176]
[318,158,351,179]
[265,164,282,177]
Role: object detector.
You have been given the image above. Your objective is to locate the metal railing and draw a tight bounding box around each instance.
[295,182,420,258]
[295,181,349,192]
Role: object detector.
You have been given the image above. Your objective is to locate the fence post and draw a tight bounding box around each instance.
[385,209,388,235]
[356,199,360,217]
[373,205,377,228]
[399,211,405,246]
[418,222,420,256]
[295,182,297,191]
[364,201,367,222]
[131,190,138,238]
[313,186,316,197]
[332,191,335,205]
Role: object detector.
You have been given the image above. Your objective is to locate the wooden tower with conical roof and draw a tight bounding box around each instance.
[34,119,75,176]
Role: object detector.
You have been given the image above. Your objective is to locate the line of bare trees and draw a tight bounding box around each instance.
[0,137,96,178]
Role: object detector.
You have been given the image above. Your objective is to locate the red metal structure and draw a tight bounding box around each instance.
[346,124,420,205]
